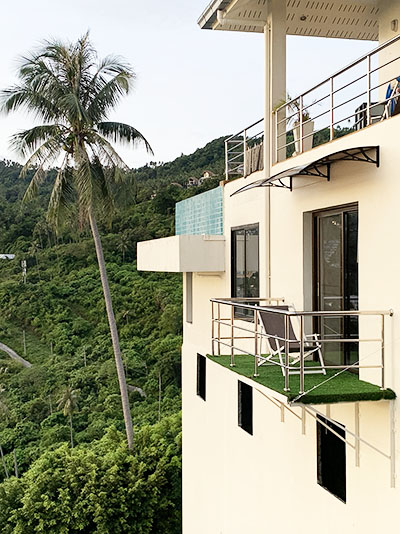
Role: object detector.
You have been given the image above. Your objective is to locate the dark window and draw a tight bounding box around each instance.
[317,415,346,502]
[197,354,206,400]
[231,224,259,299]
[231,224,259,318]
[238,381,253,435]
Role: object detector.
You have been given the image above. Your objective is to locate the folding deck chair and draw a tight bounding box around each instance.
[257,305,326,376]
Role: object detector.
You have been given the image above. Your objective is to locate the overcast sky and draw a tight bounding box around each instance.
[0,0,375,168]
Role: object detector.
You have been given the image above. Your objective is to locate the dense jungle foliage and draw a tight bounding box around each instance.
[0,137,224,533]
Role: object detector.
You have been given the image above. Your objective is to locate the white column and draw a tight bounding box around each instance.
[263,0,286,297]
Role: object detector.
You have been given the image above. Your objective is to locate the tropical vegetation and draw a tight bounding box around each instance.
[0,126,224,531]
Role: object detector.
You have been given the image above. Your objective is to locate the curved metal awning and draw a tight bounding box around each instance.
[231,146,379,196]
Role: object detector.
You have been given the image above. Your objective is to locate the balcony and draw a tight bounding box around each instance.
[137,187,225,273]
[275,34,400,162]
[210,298,395,405]
[225,35,400,178]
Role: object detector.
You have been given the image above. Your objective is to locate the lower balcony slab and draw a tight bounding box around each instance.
[207,354,396,405]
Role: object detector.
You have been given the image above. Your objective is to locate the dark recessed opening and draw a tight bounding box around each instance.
[197,354,206,400]
[238,381,253,435]
[317,415,346,503]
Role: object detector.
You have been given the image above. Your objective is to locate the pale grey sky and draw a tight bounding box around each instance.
[0,0,375,168]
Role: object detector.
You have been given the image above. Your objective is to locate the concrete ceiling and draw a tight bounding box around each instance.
[198,0,379,40]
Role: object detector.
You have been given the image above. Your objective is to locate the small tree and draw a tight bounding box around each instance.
[57,386,79,448]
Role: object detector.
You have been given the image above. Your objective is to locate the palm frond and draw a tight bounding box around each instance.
[11,124,67,158]
[47,159,75,228]
[74,145,94,211]
[97,121,153,155]
[0,86,61,122]
[89,132,129,171]
[86,72,133,123]
[18,135,62,179]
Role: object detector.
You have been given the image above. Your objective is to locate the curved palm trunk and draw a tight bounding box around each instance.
[89,212,134,450]
[69,414,74,448]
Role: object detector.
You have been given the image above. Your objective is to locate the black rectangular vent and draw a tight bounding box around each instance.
[197,354,206,400]
[238,380,253,435]
[317,415,346,503]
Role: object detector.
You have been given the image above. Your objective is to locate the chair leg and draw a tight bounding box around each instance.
[313,334,326,375]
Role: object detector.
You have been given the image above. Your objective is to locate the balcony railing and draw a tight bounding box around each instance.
[274,34,400,162]
[225,119,264,180]
[211,298,393,397]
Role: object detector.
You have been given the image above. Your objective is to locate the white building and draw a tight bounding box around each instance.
[138,1,400,532]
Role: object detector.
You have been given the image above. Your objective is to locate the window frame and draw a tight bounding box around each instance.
[231,223,260,299]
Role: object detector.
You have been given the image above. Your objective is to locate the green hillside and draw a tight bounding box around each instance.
[0,138,225,532]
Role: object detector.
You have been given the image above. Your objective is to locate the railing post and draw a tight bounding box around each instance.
[366,54,371,126]
[300,315,305,395]
[299,96,304,154]
[230,305,235,367]
[274,110,278,163]
[243,129,247,177]
[211,301,215,356]
[330,77,334,141]
[381,313,385,390]
[254,308,259,377]
[284,315,290,391]
[217,303,221,356]
[225,140,229,181]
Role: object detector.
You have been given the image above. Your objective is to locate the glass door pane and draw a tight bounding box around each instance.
[315,207,359,369]
[318,213,344,366]
[233,229,245,298]
[344,210,359,366]
[245,226,259,298]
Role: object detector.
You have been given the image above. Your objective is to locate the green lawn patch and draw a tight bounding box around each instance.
[207,354,396,405]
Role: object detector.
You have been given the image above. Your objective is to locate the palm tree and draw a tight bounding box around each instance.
[118,230,130,262]
[28,240,41,280]
[1,33,152,450]
[57,386,79,448]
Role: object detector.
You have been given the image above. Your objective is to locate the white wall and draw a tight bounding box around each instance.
[183,115,400,534]
[183,348,396,534]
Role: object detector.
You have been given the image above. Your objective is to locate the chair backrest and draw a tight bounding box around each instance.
[259,306,300,353]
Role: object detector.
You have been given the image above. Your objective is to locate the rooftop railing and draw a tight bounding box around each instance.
[211,298,393,396]
[224,119,264,180]
[274,34,400,162]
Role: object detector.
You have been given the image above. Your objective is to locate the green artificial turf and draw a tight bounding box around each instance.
[207,354,396,405]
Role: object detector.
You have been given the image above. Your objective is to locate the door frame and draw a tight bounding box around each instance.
[312,203,359,366]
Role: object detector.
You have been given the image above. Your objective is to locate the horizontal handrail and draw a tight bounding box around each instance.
[211,298,393,316]
[211,298,393,395]
[224,119,264,180]
[274,34,400,162]
[275,33,400,115]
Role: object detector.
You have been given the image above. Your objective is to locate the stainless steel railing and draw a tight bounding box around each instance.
[211,298,393,395]
[274,34,400,162]
[225,119,264,180]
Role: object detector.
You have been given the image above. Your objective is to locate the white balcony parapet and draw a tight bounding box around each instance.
[137,234,225,273]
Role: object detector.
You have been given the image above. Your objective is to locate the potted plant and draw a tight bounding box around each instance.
[275,95,315,156]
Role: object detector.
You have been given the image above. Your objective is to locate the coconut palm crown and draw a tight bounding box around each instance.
[1,33,153,450]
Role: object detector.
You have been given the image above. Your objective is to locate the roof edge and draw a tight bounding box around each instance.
[197,0,232,29]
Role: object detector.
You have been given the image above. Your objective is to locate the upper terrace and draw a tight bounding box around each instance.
[199,0,400,180]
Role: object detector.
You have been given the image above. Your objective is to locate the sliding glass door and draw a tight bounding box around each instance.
[314,206,358,369]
